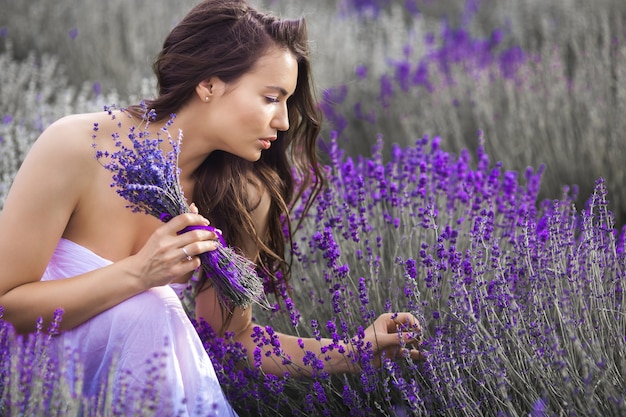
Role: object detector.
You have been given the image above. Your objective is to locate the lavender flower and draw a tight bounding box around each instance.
[178,225,266,310]
[94,104,265,310]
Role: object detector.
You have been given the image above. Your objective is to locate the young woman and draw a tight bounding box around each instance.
[0,0,423,414]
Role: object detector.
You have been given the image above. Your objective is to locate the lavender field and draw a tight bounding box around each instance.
[1,0,625,415]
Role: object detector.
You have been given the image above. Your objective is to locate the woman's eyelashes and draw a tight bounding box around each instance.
[265,96,280,103]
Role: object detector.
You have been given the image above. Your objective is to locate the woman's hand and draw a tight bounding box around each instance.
[364,312,426,366]
[128,211,219,290]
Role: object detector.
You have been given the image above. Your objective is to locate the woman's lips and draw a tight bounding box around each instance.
[260,139,271,149]
[260,137,276,150]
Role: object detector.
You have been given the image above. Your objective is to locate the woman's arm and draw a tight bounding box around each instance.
[196,288,423,377]
[195,178,423,377]
[0,115,216,332]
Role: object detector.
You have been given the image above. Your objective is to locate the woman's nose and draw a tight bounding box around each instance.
[271,104,290,132]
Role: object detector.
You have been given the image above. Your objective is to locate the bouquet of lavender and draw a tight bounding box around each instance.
[93,105,265,310]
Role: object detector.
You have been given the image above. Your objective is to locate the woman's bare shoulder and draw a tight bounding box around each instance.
[40,111,109,143]
[0,112,114,290]
[33,112,100,152]
[28,111,129,169]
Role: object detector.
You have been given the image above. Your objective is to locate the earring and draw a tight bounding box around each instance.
[204,96,209,102]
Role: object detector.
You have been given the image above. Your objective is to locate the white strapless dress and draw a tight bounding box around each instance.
[41,238,237,416]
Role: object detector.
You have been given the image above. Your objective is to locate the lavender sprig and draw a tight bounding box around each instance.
[179,225,267,310]
[93,104,266,310]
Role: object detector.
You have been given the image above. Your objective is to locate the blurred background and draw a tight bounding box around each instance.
[1,0,626,225]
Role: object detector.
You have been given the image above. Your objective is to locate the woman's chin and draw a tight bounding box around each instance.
[245,150,263,162]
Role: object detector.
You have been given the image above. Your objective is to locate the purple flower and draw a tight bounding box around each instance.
[94,104,265,310]
[93,82,102,97]
[530,398,547,416]
[378,74,394,109]
[355,64,368,79]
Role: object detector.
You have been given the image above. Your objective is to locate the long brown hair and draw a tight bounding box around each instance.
[127,0,324,301]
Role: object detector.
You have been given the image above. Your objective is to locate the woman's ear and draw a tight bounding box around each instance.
[196,78,223,102]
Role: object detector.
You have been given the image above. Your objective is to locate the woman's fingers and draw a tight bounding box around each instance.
[164,212,210,231]
[168,213,220,258]
[389,312,421,332]
[158,212,218,250]
[373,312,426,362]
[392,313,423,344]
[176,227,218,253]
[405,348,427,362]
[379,312,422,341]
[131,211,223,288]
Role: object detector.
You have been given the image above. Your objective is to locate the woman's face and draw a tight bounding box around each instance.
[203,46,298,161]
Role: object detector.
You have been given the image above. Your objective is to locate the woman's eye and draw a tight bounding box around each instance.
[265,96,280,103]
